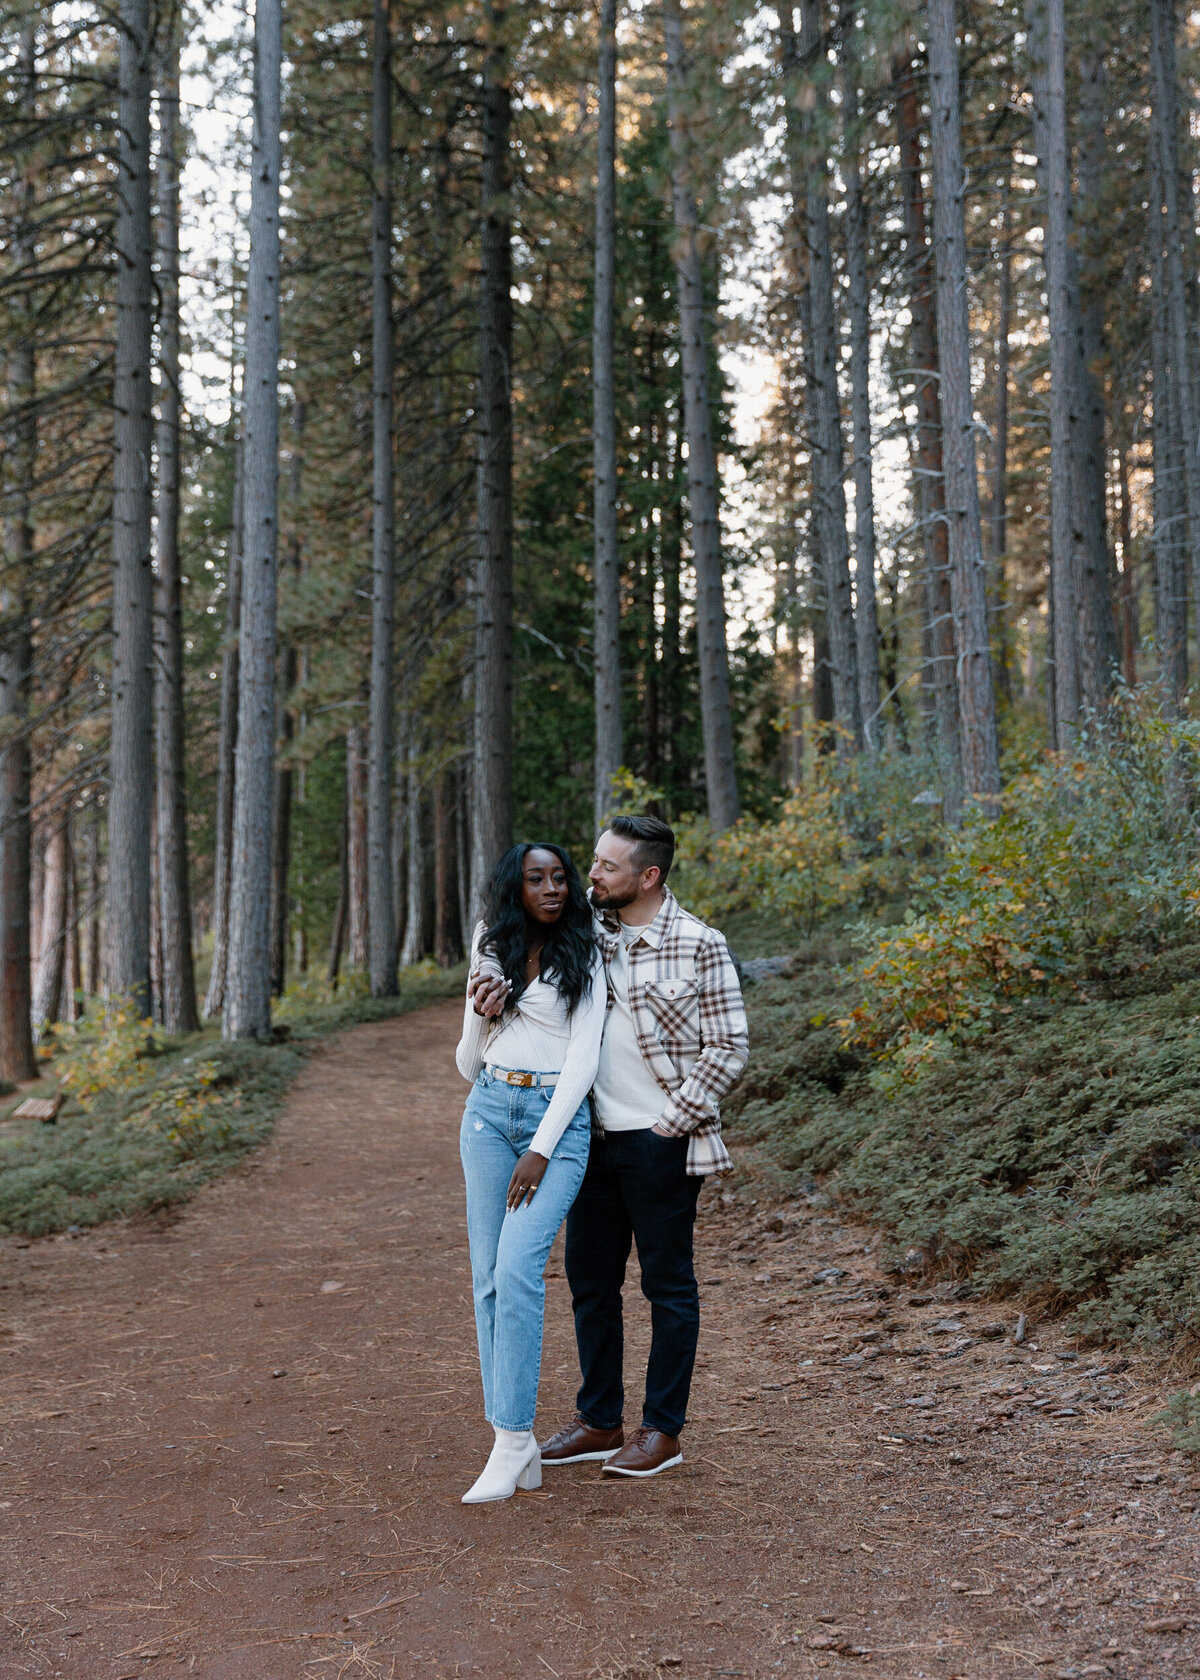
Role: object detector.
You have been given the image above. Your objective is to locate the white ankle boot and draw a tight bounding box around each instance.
[462,1427,542,1504]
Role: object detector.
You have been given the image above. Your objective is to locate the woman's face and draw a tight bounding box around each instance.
[521,848,568,926]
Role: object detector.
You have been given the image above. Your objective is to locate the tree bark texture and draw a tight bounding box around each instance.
[269,404,303,999]
[434,770,460,967]
[107,0,155,1010]
[469,0,515,923]
[783,2,861,755]
[664,0,741,828]
[368,0,397,997]
[0,14,38,1080]
[153,4,199,1035]
[348,725,369,971]
[1027,0,1112,733]
[327,790,349,986]
[82,814,101,999]
[1150,0,1200,680]
[1074,39,1121,703]
[225,0,282,1039]
[592,0,623,831]
[895,56,963,820]
[268,661,294,997]
[840,51,880,746]
[400,755,425,966]
[926,0,1001,807]
[202,439,242,1018]
[32,815,69,1035]
[991,166,1013,704]
[1149,140,1189,704]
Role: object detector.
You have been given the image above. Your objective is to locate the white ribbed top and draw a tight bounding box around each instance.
[455,924,605,1159]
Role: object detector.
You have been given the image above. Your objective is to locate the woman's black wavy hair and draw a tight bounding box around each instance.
[481,842,596,1015]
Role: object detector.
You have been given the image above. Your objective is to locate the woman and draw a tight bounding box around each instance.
[455,842,605,1504]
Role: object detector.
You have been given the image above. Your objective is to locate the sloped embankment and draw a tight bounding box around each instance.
[725,937,1200,1354]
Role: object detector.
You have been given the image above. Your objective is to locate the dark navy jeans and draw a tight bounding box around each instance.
[564,1126,702,1437]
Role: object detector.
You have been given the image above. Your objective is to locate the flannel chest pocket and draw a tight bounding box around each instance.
[644,977,700,1045]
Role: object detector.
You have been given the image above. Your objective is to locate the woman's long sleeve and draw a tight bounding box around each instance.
[455,923,491,1082]
[527,962,607,1159]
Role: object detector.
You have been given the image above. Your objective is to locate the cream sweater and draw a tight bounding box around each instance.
[455,925,605,1159]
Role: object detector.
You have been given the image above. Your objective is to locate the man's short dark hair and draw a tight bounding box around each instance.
[607,813,675,882]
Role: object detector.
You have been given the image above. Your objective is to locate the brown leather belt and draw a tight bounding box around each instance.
[486,1064,560,1090]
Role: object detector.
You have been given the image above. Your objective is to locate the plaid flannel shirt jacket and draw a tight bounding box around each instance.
[594,886,749,1177]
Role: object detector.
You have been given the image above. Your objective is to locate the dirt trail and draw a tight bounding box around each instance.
[2,1000,1199,1680]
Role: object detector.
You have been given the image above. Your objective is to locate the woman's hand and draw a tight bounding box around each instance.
[468,971,510,1019]
[506,1150,549,1211]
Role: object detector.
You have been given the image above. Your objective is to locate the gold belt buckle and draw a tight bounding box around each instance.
[511,1070,534,1088]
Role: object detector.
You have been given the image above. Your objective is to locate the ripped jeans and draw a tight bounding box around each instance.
[459,1068,591,1431]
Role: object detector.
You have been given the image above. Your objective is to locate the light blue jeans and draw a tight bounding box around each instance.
[460,1068,591,1431]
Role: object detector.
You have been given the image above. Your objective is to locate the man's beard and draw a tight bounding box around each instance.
[591,881,638,911]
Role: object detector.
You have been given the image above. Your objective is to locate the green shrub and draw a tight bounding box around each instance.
[843,693,1200,1069]
[727,946,1200,1351]
[671,748,943,933]
[1,963,466,1238]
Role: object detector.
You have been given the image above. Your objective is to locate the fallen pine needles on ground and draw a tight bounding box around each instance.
[0,963,464,1239]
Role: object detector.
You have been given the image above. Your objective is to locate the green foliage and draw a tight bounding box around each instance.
[844,695,1200,1069]
[670,747,942,932]
[728,928,1200,1352]
[0,1036,302,1239]
[720,702,1200,1354]
[1151,1388,1200,1454]
[47,998,158,1105]
[0,966,465,1239]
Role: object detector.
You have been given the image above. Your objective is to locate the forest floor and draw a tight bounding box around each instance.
[2,998,1200,1680]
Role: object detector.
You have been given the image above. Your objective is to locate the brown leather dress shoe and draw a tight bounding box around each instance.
[540,1415,625,1464]
[600,1426,682,1478]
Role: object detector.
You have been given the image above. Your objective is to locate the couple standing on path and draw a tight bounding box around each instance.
[454,814,749,1505]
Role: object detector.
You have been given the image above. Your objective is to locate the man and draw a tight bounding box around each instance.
[540,814,749,1478]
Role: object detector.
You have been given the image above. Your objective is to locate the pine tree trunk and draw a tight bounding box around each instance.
[895,55,963,820]
[1028,0,1097,734]
[455,764,471,955]
[991,168,1014,705]
[107,0,155,1009]
[663,0,741,828]
[1150,0,1200,680]
[32,815,70,1036]
[812,622,834,751]
[327,790,349,987]
[592,0,623,829]
[268,660,294,997]
[348,726,369,971]
[841,55,880,747]
[153,3,199,1035]
[1149,138,1188,704]
[400,761,425,966]
[926,0,1001,807]
[780,2,861,755]
[64,845,81,1022]
[1074,38,1120,705]
[469,0,515,922]
[269,403,303,999]
[391,734,406,951]
[0,14,37,1081]
[368,0,397,997]
[434,771,460,967]
[225,0,282,1039]
[82,813,101,1000]
[202,440,242,1018]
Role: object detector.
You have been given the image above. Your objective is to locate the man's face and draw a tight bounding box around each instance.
[589,831,646,911]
